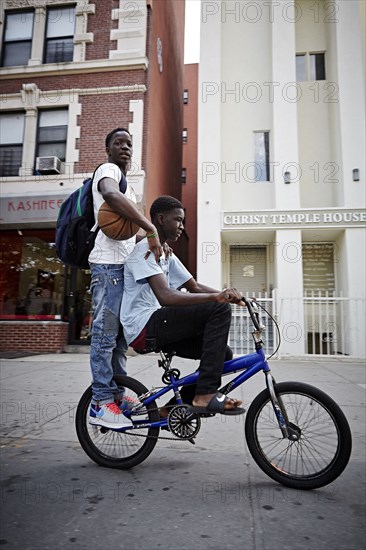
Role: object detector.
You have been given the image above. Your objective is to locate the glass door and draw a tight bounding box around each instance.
[65,267,93,344]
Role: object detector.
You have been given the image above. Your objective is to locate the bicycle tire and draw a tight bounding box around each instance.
[75,375,159,469]
[245,381,352,489]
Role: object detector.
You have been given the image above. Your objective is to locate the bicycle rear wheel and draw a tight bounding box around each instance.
[75,375,159,469]
[245,382,352,489]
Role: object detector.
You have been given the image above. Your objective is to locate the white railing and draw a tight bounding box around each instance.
[229,292,277,356]
[229,291,366,358]
[303,291,365,357]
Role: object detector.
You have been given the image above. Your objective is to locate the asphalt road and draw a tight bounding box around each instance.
[0,352,365,550]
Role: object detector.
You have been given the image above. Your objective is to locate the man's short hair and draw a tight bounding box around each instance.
[150,196,184,222]
[105,128,131,148]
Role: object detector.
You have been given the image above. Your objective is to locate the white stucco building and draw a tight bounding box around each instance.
[197,0,366,357]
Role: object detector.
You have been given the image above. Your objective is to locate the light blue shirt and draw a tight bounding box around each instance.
[120,239,192,344]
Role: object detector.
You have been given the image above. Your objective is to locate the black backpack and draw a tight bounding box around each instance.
[55,165,127,268]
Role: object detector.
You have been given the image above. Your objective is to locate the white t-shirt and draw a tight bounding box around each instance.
[120,240,192,344]
[88,163,137,264]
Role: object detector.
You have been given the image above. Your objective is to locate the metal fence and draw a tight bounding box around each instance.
[229,291,365,358]
[229,292,277,356]
[303,291,365,357]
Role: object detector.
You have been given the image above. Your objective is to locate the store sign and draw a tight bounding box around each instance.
[0,195,66,224]
[222,209,366,230]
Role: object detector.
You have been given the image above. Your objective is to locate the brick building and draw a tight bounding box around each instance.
[181,63,198,278]
[0,0,185,352]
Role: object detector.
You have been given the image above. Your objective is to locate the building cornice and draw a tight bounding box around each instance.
[2,85,147,103]
[0,58,149,80]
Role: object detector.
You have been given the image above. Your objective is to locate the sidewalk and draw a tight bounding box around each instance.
[0,352,365,550]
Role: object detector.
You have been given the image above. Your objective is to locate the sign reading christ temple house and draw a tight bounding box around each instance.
[223,209,366,229]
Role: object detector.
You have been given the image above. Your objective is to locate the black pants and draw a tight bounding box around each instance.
[145,302,232,396]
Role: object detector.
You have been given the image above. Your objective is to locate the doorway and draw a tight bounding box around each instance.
[229,246,273,353]
[230,246,267,295]
[64,267,93,344]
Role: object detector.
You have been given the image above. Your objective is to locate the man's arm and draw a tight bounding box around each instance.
[148,273,242,306]
[181,278,219,294]
[99,177,162,261]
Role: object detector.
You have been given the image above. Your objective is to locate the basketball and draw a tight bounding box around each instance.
[98,202,140,240]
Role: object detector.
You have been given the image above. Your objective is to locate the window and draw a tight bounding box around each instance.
[44,6,75,64]
[183,89,189,104]
[181,168,186,184]
[1,10,34,67]
[36,109,68,162]
[303,244,335,294]
[296,54,306,82]
[254,132,270,182]
[182,128,188,143]
[0,230,64,321]
[1,6,76,67]
[296,52,326,81]
[310,53,326,81]
[0,112,24,177]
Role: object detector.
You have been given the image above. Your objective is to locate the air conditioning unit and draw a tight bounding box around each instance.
[36,156,62,174]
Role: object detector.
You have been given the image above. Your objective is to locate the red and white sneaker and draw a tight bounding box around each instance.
[89,402,133,429]
[115,395,140,412]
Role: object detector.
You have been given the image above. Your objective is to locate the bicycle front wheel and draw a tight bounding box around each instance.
[75,375,159,469]
[245,382,352,489]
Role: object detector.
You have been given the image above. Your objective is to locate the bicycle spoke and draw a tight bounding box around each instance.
[254,392,340,478]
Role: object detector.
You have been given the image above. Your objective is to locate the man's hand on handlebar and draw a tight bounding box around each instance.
[217,288,244,305]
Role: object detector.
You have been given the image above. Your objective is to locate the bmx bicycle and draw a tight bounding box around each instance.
[75,298,352,489]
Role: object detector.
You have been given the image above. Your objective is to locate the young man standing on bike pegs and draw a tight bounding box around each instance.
[120,195,245,417]
[88,128,163,430]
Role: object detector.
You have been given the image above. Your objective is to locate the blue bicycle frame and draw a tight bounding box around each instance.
[118,346,275,433]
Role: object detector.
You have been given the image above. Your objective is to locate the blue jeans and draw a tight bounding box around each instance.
[89,263,127,404]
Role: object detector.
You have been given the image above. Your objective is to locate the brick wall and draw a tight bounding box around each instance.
[181,64,199,277]
[144,0,185,209]
[86,0,119,61]
[0,322,69,353]
[76,97,131,172]
[75,92,140,173]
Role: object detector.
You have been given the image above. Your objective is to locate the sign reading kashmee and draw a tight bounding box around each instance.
[0,195,66,224]
[223,209,366,229]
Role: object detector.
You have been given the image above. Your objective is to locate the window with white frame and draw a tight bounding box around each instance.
[296,52,326,81]
[182,128,188,143]
[302,244,335,294]
[36,109,68,163]
[1,5,76,68]
[1,10,34,67]
[0,112,25,176]
[183,89,189,104]
[44,6,76,64]
[254,131,270,182]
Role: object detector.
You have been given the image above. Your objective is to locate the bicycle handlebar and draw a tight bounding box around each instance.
[242,297,263,331]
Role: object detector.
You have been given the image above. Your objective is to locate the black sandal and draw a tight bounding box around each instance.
[189,392,245,416]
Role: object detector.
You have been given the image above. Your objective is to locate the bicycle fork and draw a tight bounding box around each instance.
[265,372,300,441]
